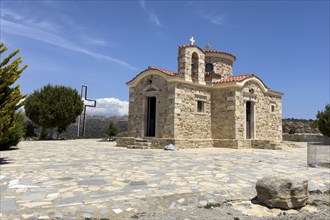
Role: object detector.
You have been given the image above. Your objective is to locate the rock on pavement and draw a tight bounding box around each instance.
[256,176,309,209]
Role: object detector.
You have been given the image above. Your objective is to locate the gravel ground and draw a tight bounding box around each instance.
[136,192,330,220]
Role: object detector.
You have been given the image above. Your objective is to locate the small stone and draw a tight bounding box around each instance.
[16,188,27,193]
[112,208,123,214]
[54,214,63,219]
[22,214,34,219]
[177,198,185,203]
[8,184,39,189]
[47,193,59,198]
[82,213,92,218]
[38,216,50,219]
[20,202,51,208]
[169,202,176,209]
[283,209,298,215]
[0,199,17,211]
[126,207,134,212]
[301,205,318,213]
[199,200,207,206]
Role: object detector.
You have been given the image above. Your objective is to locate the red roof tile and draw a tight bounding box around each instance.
[212,74,256,84]
[147,66,177,76]
[204,49,236,60]
[177,45,236,60]
[126,66,177,84]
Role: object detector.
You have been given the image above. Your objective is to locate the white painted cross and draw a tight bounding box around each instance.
[190,36,195,45]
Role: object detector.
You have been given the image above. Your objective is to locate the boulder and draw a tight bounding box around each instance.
[256,176,309,209]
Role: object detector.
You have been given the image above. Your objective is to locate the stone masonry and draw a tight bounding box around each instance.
[118,38,283,149]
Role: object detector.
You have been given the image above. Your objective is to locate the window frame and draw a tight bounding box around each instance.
[197,100,204,113]
[270,104,276,113]
[205,63,213,72]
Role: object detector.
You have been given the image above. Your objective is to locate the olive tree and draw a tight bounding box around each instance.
[25,84,83,139]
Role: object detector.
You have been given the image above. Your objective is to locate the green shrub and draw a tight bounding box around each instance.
[0,112,24,150]
[288,128,296,134]
[106,120,118,141]
[23,121,37,139]
[315,104,330,137]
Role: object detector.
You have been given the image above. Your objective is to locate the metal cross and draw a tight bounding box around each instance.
[77,84,96,137]
[190,36,195,45]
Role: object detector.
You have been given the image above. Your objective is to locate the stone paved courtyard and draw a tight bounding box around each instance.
[0,139,329,219]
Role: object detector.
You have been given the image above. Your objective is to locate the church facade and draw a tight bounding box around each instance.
[117,39,283,149]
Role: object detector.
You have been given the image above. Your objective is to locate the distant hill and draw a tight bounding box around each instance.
[23,115,321,140]
[282,118,320,134]
[23,115,128,140]
[63,115,128,139]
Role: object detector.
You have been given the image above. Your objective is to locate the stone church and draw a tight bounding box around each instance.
[117,38,283,149]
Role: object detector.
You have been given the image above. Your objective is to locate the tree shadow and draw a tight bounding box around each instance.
[0,147,19,151]
[0,157,13,165]
[0,147,18,165]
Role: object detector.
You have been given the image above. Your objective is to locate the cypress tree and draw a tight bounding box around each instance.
[0,43,27,149]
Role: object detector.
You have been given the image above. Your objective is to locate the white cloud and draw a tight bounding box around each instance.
[150,12,161,27]
[86,38,109,46]
[139,0,162,28]
[1,8,23,20]
[139,0,147,10]
[202,13,226,25]
[86,98,128,116]
[0,10,138,70]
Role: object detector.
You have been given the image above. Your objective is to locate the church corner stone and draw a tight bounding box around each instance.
[117,38,283,149]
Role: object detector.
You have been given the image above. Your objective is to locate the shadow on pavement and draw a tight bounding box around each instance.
[0,157,13,165]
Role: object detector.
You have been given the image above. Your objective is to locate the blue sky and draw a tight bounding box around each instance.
[1,0,329,119]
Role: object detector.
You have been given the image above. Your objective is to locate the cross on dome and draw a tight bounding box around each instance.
[190,36,195,45]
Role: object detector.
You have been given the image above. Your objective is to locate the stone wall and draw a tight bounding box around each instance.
[117,137,278,149]
[128,74,175,138]
[115,137,135,147]
[283,133,330,144]
[211,88,237,139]
[235,81,282,141]
[127,70,282,145]
[173,83,211,139]
[177,46,205,84]
[205,56,233,79]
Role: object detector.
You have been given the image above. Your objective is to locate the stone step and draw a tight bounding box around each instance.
[135,142,151,147]
[127,145,149,150]
[135,138,149,143]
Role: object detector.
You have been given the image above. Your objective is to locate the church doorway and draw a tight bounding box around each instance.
[246,101,254,139]
[146,97,156,137]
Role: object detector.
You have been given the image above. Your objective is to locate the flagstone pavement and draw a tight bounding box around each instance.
[0,139,329,219]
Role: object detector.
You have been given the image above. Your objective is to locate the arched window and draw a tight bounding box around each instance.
[205,63,213,72]
[191,52,199,78]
